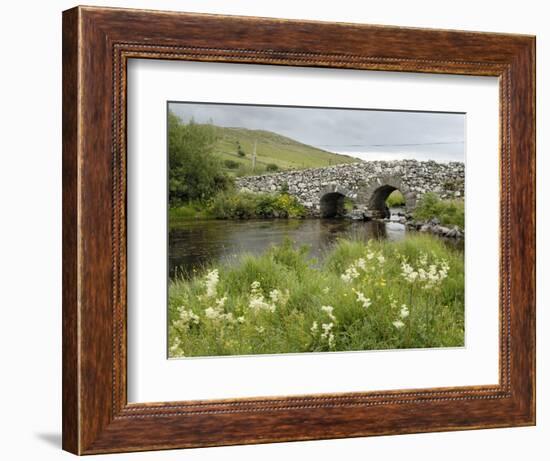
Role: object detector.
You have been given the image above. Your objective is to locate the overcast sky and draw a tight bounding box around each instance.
[169,102,465,162]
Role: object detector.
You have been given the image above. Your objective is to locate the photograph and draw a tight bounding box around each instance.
[167,102,466,358]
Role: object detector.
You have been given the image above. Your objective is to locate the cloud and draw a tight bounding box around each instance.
[169,102,465,162]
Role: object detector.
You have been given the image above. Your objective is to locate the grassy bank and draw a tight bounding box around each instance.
[168,235,464,357]
[413,192,464,228]
[169,201,214,220]
[170,191,307,222]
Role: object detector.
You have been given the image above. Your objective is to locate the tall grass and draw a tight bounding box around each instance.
[169,201,214,221]
[168,235,464,357]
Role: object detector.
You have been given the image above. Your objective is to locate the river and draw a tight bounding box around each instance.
[169,210,411,279]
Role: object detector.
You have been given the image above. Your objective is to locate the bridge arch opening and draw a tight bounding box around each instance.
[320,192,349,218]
[369,185,401,218]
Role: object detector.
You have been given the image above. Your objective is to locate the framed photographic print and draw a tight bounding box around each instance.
[62,6,535,455]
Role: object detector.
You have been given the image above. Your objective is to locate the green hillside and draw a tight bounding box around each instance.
[209,126,358,176]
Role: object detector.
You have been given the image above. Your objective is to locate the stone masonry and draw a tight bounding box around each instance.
[235,160,464,218]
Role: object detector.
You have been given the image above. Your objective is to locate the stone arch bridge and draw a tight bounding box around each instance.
[236,160,464,218]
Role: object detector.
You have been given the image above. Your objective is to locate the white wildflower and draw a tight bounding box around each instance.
[249,297,275,312]
[321,322,333,335]
[322,287,330,294]
[223,312,235,323]
[341,265,360,283]
[169,336,182,355]
[389,295,398,310]
[418,267,427,281]
[255,326,265,334]
[438,261,450,279]
[320,322,335,348]
[268,288,289,306]
[401,261,419,283]
[204,303,236,324]
[204,269,219,298]
[400,304,410,319]
[204,307,220,320]
[321,305,336,322]
[377,254,385,264]
[352,289,372,309]
[366,251,375,261]
[393,320,405,329]
[310,321,319,334]
[250,281,262,293]
[237,316,246,324]
[321,322,334,338]
[177,306,200,326]
[248,282,276,313]
[341,272,352,283]
[249,296,276,313]
[400,254,451,288]
[420,259,450,289]
[269,289,281,303]
[355,258,367,270]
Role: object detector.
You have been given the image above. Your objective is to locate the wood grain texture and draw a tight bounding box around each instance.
[62,5,536,455]
[61,6,80,454]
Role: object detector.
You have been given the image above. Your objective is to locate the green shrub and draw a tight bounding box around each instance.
[254,194,279,218]
[209,191,257,219]
[273,193,307,218]
[224,159,240,169]
[413,192,464,228]
[208,191,306,219]
[266,163,279,172]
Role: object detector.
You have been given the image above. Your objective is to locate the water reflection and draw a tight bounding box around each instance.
[169,217,406,279]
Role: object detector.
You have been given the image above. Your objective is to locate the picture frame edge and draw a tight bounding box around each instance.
[62,5,536,455]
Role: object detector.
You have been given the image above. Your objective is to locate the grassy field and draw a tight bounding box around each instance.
[209,125,357,176]
[168,234,464,358]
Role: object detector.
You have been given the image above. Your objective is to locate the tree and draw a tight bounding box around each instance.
[168,111,232,205]
[237,141,246,157]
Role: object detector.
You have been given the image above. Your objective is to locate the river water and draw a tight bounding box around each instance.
[169,211,409,279]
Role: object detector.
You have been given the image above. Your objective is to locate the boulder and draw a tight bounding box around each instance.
[445,226,463,239]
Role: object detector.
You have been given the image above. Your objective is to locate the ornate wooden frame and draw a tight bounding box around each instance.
[62,5,536,455]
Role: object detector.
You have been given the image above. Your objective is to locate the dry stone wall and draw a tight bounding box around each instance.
[236,160,464,217]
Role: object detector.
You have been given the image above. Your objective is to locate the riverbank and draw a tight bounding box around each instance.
[170,190,463,225]
[168,234,464,357]
[169,217,409,278]
[169,190,307,221]
[377,192,465,239]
